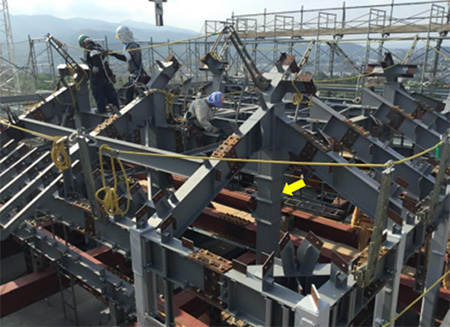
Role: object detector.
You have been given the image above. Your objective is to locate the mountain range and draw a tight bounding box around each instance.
[10,14,198,65]
[7,14,449,80]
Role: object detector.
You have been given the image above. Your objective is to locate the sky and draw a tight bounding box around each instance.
[8,0,401,33]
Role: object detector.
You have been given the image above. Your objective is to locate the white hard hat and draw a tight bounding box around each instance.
[116,25,134,43]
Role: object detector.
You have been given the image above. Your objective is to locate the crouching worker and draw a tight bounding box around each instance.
[184,91,224,146]
[78,34,120,114]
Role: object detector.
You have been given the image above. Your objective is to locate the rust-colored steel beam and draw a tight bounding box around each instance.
[0,233,115,318]
[172,175,360,248]
[0,237,23,259]
[0,267,62,317]
[157,291,209,327]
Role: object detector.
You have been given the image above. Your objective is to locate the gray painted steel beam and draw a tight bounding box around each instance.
[372,231,407,327]
[317,98,436,199]
[419,218,450,327]
[95,135,202,178]
[13,225,136,315]
[0,93,52,104]
[130,226,158,327]
[0,158,61,240]
[44,196,134,256]
[20,118,202,177]
[140,227,303,327]
[364,165,393,286]
[382,83,449,135]
[276,114,406,221]
[148,106,270,237]
[362,88,442,150]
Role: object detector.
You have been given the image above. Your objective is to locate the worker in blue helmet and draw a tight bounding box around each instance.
[78,34,119,114]
[185,91,224,133]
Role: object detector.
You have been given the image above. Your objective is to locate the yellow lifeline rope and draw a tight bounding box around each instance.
[117,140,443,169]
[95,144,130,217]
[1,119,443,169]
[50,138,71,172]
[0,120,71,172]
[64,32,223,55]
[1,121,444,217]
[147,89,175,120]
[291,73,304,106]
[382,269,450,327]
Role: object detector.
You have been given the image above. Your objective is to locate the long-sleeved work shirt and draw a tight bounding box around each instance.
[185,98,220,133]
[111,42,142,75]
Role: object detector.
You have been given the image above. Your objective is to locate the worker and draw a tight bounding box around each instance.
[78,35,120,114]
[185,91,224,132]
[109,26,150,105]
[184,91,224,146]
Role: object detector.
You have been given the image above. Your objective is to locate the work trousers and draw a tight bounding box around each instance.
[91,78,120,113]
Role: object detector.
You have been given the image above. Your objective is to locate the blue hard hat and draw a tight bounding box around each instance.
[206,91,224,108]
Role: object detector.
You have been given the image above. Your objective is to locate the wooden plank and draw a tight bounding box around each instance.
[239,23,450,38]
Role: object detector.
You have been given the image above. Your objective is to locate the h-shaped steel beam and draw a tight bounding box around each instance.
[362,88,443,150]
[314,98,436,200]
[276,113,407,223]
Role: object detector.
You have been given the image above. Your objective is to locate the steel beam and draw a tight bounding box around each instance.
[0,267,61,318]
[130,226,158,327]
[42,196,133,256]
[13,225,136,316]
[372,231,407,327]
[362,88,442,150]
[19,118,202,177]
[148,106,270,237]
[276,115,406,221]
[382,83,449,135]
[317,98,436,199]
[0,93,52,104]
[419,217,450,326]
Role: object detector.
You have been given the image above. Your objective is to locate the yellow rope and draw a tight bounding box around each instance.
[291,73,304,106]
[116,140,442,168]
[1,119,443,169]
[65,32,223,55]
[147,89,175,119]
[50,138,71,172]
[0,120,71,172]
[382,269,450,327]
[95,144,130,217]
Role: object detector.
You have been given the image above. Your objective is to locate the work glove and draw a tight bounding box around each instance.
[211,126,221,133]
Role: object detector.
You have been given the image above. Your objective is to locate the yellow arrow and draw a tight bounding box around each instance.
[283,179,306,196]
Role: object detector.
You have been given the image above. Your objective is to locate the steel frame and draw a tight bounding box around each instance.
[1,5,449,327]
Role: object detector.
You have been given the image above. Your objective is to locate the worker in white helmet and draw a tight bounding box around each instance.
[108,26,150,104]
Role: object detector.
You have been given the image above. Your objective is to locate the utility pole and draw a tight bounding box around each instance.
[0,0,20,95]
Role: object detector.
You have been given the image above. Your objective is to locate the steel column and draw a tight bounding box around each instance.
[419,217,450,327]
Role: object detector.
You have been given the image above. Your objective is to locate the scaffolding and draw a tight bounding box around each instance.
[0,0,20,95]
[19,1,450,99]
